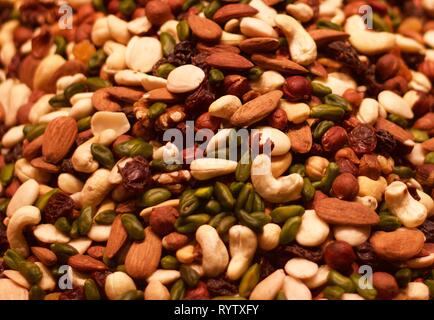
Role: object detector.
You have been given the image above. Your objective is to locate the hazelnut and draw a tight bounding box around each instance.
[194,112,221,132]
[149,206,179,236]
[267,108,288,131]
[412,92,434,118]
[383,75,408,95]
[305,156,329,181]
[282,76,312,102]
[342,88,363,108]
[321,126,348,152]
[223,75,250,97]
[324,240,356,273]
[162,232,189,251]
[418,60,434,82]
[145,0,174,26]
[335,147,360,164]
[376,54,400,82]
[373,272,399,300]
[358,154,381,180]
[331,173,359,200]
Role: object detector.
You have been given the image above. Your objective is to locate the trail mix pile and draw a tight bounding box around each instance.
[1,0,434,301]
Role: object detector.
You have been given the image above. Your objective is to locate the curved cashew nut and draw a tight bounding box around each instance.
[196,225,229,277]
[274,14,317,65]
[227,225,257,281]
[7,206,41,257]
[385,181,427,228]
[251,154,303,203]
[71,137,99,173]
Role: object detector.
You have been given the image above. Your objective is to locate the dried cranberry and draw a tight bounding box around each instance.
[206,278,238,297]
[348,124,377,154]
[375,130,397,155]
[419,220,434,243]
[59,287,85,300]
[43,192,75,224]
[119,156,151,193]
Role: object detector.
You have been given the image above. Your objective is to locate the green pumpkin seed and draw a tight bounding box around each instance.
[116,264,127,273]
[312,82,332,97]
[237,210,269,232]
[425,151,434,164]
[182,0,197,11]
[50,243,78,262]
[289,163,305,176]
[230,181,245,196]
[204,0,221,18]
[324,94,352,112]
[170,279,185,300]
[24,124,46,141]
[319,162,340,194]
[209,68,224,84]
[311,104,346,121]
[372,12,390,32]
[91,143,115,169]
[29,285,45,300]
[376,213,401,231]
[114,138,153,158]
[180,264,200,287]
[0,163,14,186]
[176,20,190,41]
[95,210,116,225]
[121,214,145,241]
[411,128,429,142]
[88,49,107,76]
[85,77,112,91]
[244,189,255,213]
[118,290,144,300]
[214,182,235,211]
[148,102,167,120]
[35,188,59,211]
[313,120,335,140]
[77,116,92,132]
[239,263,260,297]
[19,261,42,284]
[141,188,172,207]
[161,255,179,270]
[252,193,264,212]
[84,279,101,300]
[395,268,412,288]
[271,205,304,224]
[175,214,210,233]
[160,32,176,57]
[216,215,237,235]
[156,63,176,79]
[70,220,79,239]
[78,206,94,236]
[54,217,71,234]
[179,189,200,216]
[328,270,355,293]
[279,216,301,245]
[4,249,25,270]
[323,285,345,300]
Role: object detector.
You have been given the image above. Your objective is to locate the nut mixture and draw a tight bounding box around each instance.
[0,0,434,301]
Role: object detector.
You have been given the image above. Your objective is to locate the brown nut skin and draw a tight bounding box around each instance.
[195,112,221,133]
[223,75,250,98]
[373,272,399,300]
[375,54,400,82]
[412,92,434,118]
[282,76,312,102]
[162,232,189,251]
[324,240,356,274]
[342,88,363,108]
[149,206,179,236]
[145,0,174,27]
[321,126,348,152]
[267,108,288,131]
[358,154,381,180]
[419,60,434,82]
[331,173,359,200]
[383,75,408,95]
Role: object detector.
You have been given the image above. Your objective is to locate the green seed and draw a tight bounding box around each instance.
[84,279,101,300]
[176,20,190,41]
[148,102,167,120]
[64,82,88,103]
[170,279,185,300]
[49,94,68,108]
[376,213,401,231]
[214,182,235,210]
[24,124,46,141]
[350,274,377,300]
[193,186,213,200]
[316,19,342,31]
[239,263,260,297]
[311,82,332,97]
[372,12,390,32]
[235,151,252,182]
[289,163,305,176]
[203,199,221,215]
[160,32,176,57]
[94,210,116,225]
[323,285,345,300]
[141,188,172,207]
[179,189,200,216]
[180,264,200,287]
[35,188,59,211]
[209,212,228,228]
[54,217,71,234]
[0,199,9,214]
[78,206,94,236]
[235,183,253,212]
[50,243,78,262]
[0,163,14,186]
[4,249,25,270]
[271,205,304,224]
[387,114,408,128]
[161,255,179,270]
[276,291,286,300]
[70,220,79,239]
[424,280,434,298]
[425,151,434,164]
[279,216,301,245]
[85,77,112,91]
[88,49,107,76]
[319,162,340,194]
[328,270,356,293]
[248,66,264,81]
[395,268,412,288]
[19,261,42,284]
[121,214,145,241]
[92,0,106,12]
[156,63,176,79]
[313,120,335,140]
[29,285,45,300]
[237,210,270,232]
[149,159,183,172]
[252,193,264,212]
[209,68,224,84]
[216,215,237,235]
[392,166,414,179]
[244,189,255,213]
[302,177,315,202]
[182,0,197,11]
[411,129,429,142]
[175,214,210,233]
[119,0,136,15]
[324,94,352,112]
[204,0,221,18]
[311,104,346,121]
[91,143,115,169]
[116,264,126,273]
[114,138,153,158]
[54,35,67,56]
[77,116,91,132]
[118,290,144,300]
[230,181,245,196]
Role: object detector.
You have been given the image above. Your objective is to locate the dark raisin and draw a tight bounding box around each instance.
[419,220,434,243]
[191,52,209,70]
[4,143,23,163]
[375,130,397,155]
[336,158,358,176]
[119,156,152,193]
[43,192,75,224]
[401,52,425,70]
[184,80,215,113]
[355,242,378,268]
[91,271,112,290]
[206,277,238,297]
[259,256,276,280]
[348,124,377,154]
[59,287,85,300]
[283,243,323,263]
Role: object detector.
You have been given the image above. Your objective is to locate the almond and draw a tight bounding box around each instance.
[87,246,105,260]
[196,43,240,55]
[23,135,44,160]
[239,37,280,54]
[375,117,413,143]
[105,215,128,259]
[370,228,425,261]
[288,124,312,154]
[422,138,434,151]
[187,14,222,42]
[30,157,60,173]
[18,54,41,89]
[314,197,380,226]
[125,227,162,279]
[68,254,108,272]
[144,87,179,103]
[206,52,254,70]
[308,29,350,46]
[251,54,308,74]
[42,116,78,164]
[414,112,434,130]
[92,87,144,112]
[31,246,57,266]
[230,90,282,127]
[213,4,258,24]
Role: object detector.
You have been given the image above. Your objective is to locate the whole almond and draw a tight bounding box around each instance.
[314,197,380,226]
[125,227,162,279]
[422,138,434,151]
[42,116,78,164]
[92,87,144,112]
[308,29,350,46]
[31,246,57,266]
[213,4,258,24]
[30,157,60,173]
[144,87,180,103]
[288,124,312,153]
[239,37,280,54]
[105,215,128,259]
[23,135,44,160]
[251,54,308,74]
[230,90,282,127]
[68,254,108,272]
[414,112,434,130]
[187,14,222,42]
[196,43,240,55]
[370,228,425,261]
[206,52,254,70]
[375,117,413,142]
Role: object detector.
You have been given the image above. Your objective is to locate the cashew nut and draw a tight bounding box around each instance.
[6,179,39,217]
[251,154,303,203]
[295,210,329,247]
[357,176,387,201]
[196,225,229,277]
[275,14,317,65]
[147,270,180,285]
[7,205,41,257]
[227,225,257,281]
[15,159,51,183]
[71,137,99,173]
[417,189,434,217]
[80,169,113,208]
[58,173,84,194]
[255,126,291,156]
[249,0,277,26]
[385,181,427,228]
[250,71,285,94]
[250,269,285,300]
[258,223,281,251]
